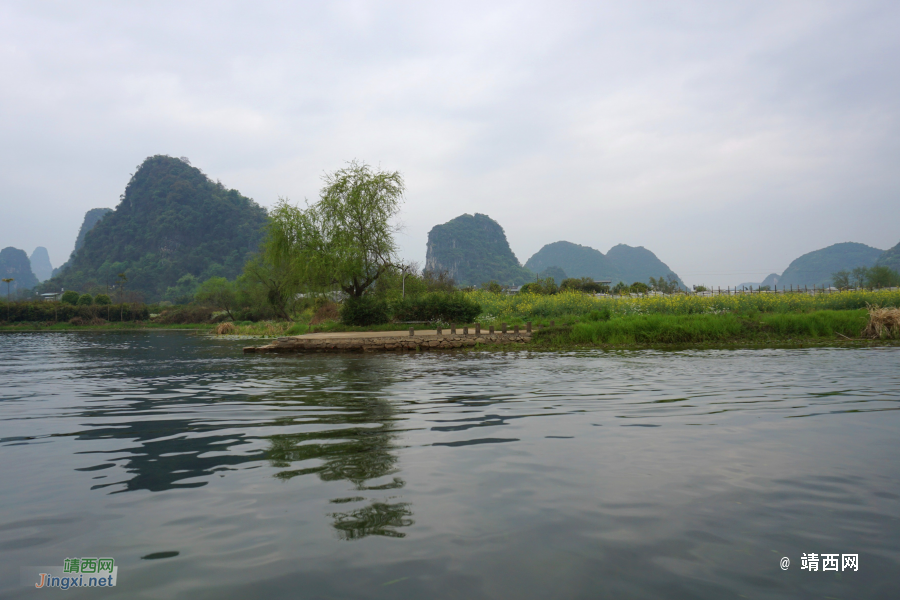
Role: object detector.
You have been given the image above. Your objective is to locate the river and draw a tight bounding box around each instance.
[1,331,898,598]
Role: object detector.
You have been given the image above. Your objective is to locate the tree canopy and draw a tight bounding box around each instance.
[266,161,405,298]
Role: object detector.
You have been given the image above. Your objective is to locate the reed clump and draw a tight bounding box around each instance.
[861,305,900,339]
[216,322,236,335]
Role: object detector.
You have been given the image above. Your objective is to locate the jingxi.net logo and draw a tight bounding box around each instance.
[26,557,118,589]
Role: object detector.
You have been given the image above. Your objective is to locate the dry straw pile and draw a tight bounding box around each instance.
[862,305,900,339]
[216,322,236,335]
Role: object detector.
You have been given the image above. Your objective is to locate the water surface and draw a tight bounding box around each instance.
[1,332,899,598]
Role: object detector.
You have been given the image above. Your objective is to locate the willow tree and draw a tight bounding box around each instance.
[266,161,405,298]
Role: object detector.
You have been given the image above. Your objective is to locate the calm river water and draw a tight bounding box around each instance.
[1,332,899,599]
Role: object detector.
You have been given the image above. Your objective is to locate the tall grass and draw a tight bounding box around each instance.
[533,310,870,346]
[467,289,900,320]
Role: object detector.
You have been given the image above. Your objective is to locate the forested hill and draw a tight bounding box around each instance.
[0,247,40,293]
[46,155,268,300]
[525,241,685,288]
[524,241,620,281]
[876,240,900,273]
[425,213,533,286]
[777,242,883,287]
[52,208,112,278]
[605,244,686,289]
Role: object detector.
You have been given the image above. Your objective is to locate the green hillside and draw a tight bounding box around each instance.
[876,240,900,273]
[0,247,40,294]
[524,241,684,288]
[425,213,533,286]
[606,244,686,288]
[778,242,883,287]
[45,155,268,301]
[524,241,620,282]
[52,208,113,277]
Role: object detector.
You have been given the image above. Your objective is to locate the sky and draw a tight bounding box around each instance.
[2,0,899,287]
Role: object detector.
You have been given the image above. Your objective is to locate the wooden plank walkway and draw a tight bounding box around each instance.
[244,328,533,354]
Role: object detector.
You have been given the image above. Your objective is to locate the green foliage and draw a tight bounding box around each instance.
[370,265,456,301]
[481,280,504,294]
[520,277,558,295]
[77,293,93,306]
[586,308,612,322]
[153,306,215,324]
[194,277,238,320]
[867,265,900,288]
[630,282,650,294]
[44,155,268,301]
[426,213,533,286]
[240,255,298,320]
[266,161,404,299]
[470,288,900,320]
[61,290,80,305]
[94,294,111,305]
[649,274,680,293]
[694,285,708,293]
[340,295,389,326]
[533,310,868,346]
[833,265,900,289]
[560,277,608,294]
[165,274,199,304]
[393,293,481,324]
[1,301,149,323]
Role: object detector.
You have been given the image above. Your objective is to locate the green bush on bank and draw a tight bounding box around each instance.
[340,296,390,326]
[0,301,149,323]
[392,293,481,324]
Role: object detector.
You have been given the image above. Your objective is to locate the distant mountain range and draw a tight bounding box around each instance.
[425,214,686,288]
[739,241,898,289]
[525,240,686,288]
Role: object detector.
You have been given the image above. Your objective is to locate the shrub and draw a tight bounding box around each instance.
[340,295,389,326]
[152,306,215,324]
[393,293,481,324]
[61,290,80,305]
[310,302,340,324]
[77,293,93,306]
[68,317,85,325]
[94,294,111,305]
[586,308,612,322]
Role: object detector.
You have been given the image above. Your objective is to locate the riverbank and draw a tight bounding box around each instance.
[0,322,216,332]
[528,309,896,349]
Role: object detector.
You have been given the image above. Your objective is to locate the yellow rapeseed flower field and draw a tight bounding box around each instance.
[466,289,900,321]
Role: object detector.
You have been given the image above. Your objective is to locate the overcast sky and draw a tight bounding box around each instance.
[2,0,899,286]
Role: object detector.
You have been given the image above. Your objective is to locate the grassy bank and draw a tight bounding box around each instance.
[468,288,900,320]
[529,309,894,348]
[0,322,215,332]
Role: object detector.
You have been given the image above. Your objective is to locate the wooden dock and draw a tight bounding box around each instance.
[243,327,532,354]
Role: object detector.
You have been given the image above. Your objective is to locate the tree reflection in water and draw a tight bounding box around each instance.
[266,361,414,540]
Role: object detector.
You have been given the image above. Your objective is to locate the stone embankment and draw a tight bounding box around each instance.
[244,328,532,354]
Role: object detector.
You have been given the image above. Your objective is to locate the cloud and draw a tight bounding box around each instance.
[1,0,898,285]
